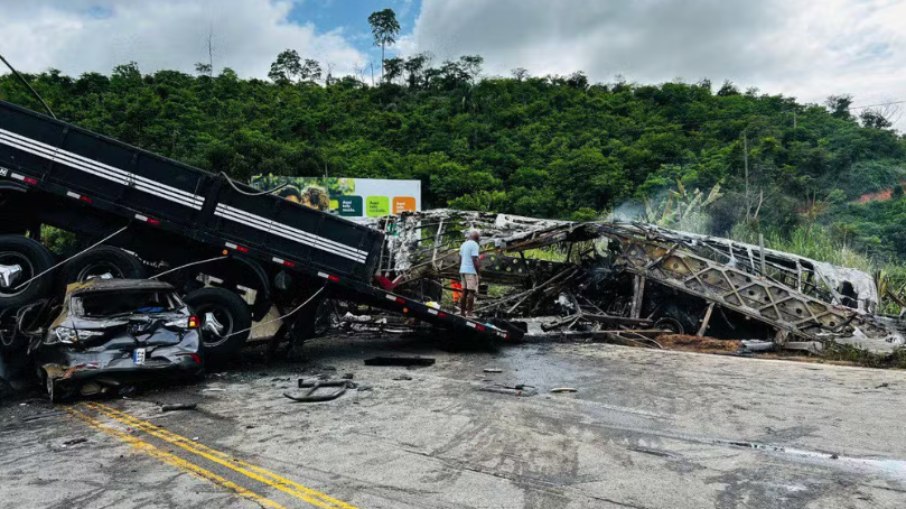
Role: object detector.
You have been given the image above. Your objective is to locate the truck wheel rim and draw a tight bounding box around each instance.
[196,305,234,348]
[0,252,34,297]
[76,261,124,282]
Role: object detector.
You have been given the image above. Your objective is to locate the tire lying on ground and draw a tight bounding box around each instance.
[0,235,55,312]
[184,287,252,360]
[62,245,146,284]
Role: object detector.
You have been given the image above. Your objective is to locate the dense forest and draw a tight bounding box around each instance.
[2,52,905,263]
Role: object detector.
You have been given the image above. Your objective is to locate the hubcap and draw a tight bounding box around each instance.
[0,252,34,297]
[204,311,226,337]
[0,263,23,289]
[196,306,234,348]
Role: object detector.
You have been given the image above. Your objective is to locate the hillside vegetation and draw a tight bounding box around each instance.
[2,58,905,262]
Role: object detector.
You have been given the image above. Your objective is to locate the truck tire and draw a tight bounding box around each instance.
[63,246,146,283]
[0,235,55,312]
[653,304,700,335]
[185,287,252,360]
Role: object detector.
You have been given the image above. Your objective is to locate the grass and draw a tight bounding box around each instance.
[821,343,906,369]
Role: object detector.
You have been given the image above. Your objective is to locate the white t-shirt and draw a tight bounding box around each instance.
[459,240,480,274]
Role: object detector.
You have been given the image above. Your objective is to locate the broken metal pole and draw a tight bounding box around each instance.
[697,303,715,337]
[630,275,646,319]
[758,233,767,276]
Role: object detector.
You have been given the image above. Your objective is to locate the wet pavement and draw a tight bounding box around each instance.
[2,335,905,508]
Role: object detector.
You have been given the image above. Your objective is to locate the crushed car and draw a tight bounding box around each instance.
[33,279,203,402]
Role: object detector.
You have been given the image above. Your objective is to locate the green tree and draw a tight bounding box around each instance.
[268,49,302,84]
[368,8,400,82]
[383,57,404,84]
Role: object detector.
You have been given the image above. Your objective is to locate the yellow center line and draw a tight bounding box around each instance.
[64,406,285,509]
[86,402,358,509]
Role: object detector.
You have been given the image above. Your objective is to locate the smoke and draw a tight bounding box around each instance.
[607,185,723,236]
[609,199,646,222]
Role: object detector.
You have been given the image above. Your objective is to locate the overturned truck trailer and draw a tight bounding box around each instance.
[375,210,905,353]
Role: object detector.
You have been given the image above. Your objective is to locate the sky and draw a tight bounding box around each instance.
[1,0,905,129]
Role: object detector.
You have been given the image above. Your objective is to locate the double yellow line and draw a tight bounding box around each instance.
[68,403,357,509]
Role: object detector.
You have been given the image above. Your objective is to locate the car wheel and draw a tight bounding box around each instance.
[184,287,252,360]
[0,235,55,313]
[63,246,145,284]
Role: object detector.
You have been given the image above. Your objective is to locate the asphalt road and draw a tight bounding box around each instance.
[1,335,905,508]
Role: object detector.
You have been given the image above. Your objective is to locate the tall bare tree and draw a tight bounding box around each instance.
[368,8,400,83]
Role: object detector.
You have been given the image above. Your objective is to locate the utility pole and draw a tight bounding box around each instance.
[743,130,750,221]
[207,24,215,76]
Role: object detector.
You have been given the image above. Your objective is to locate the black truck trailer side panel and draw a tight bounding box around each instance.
[0,100,520,342]
[0,100,382,282]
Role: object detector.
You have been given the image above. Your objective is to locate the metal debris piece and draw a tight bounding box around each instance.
[478,383,538,397]
[161,403,197,412]
[550,387,578,393]
[364,357,436,367]
[284,379,355,402]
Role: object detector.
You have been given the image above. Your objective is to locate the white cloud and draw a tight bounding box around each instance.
[0,0,367,78]
[409,0,906,128]
[4,0,905,128]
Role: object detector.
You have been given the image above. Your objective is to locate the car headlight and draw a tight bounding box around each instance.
[49,327,104,345]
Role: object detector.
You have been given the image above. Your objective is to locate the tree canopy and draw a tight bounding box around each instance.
[2,51,905,260]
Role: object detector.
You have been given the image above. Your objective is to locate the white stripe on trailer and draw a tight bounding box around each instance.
[427,308,439,315]
[135,214,149,222]
[272,257,285,264]
[66,191,81,199]
[225,242,238,249]
[214,204,368,261]
[0,128,201,204]
[0,132,203,209]
[317,272,330,279]
[466,322,477,329]
[215,206,359,262]
[214,204,368,264]
[0,129,204,209]
[216,203,368,257]
[9,172,25,181]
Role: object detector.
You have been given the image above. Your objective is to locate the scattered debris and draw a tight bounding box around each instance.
[284,379,355,402]
[550,387,577,393]
[478,383,538,397]
[62,437,87,447]
[483,368,502,373]
[392,374,413,381]
[656,335,741,353]
[364,357,436,367]
[161,403,197,412]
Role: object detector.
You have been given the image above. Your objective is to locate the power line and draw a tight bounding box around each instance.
[848,100,906,111]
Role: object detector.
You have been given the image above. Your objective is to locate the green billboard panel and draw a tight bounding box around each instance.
[338,196,363,216]
[365,196,390,217]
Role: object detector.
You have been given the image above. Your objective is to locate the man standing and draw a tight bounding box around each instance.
[459,230,481,316]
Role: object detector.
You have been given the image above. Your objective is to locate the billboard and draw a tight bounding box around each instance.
[249,176,421,221]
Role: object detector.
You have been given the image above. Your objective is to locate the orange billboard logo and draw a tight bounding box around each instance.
[393,196,416,214]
